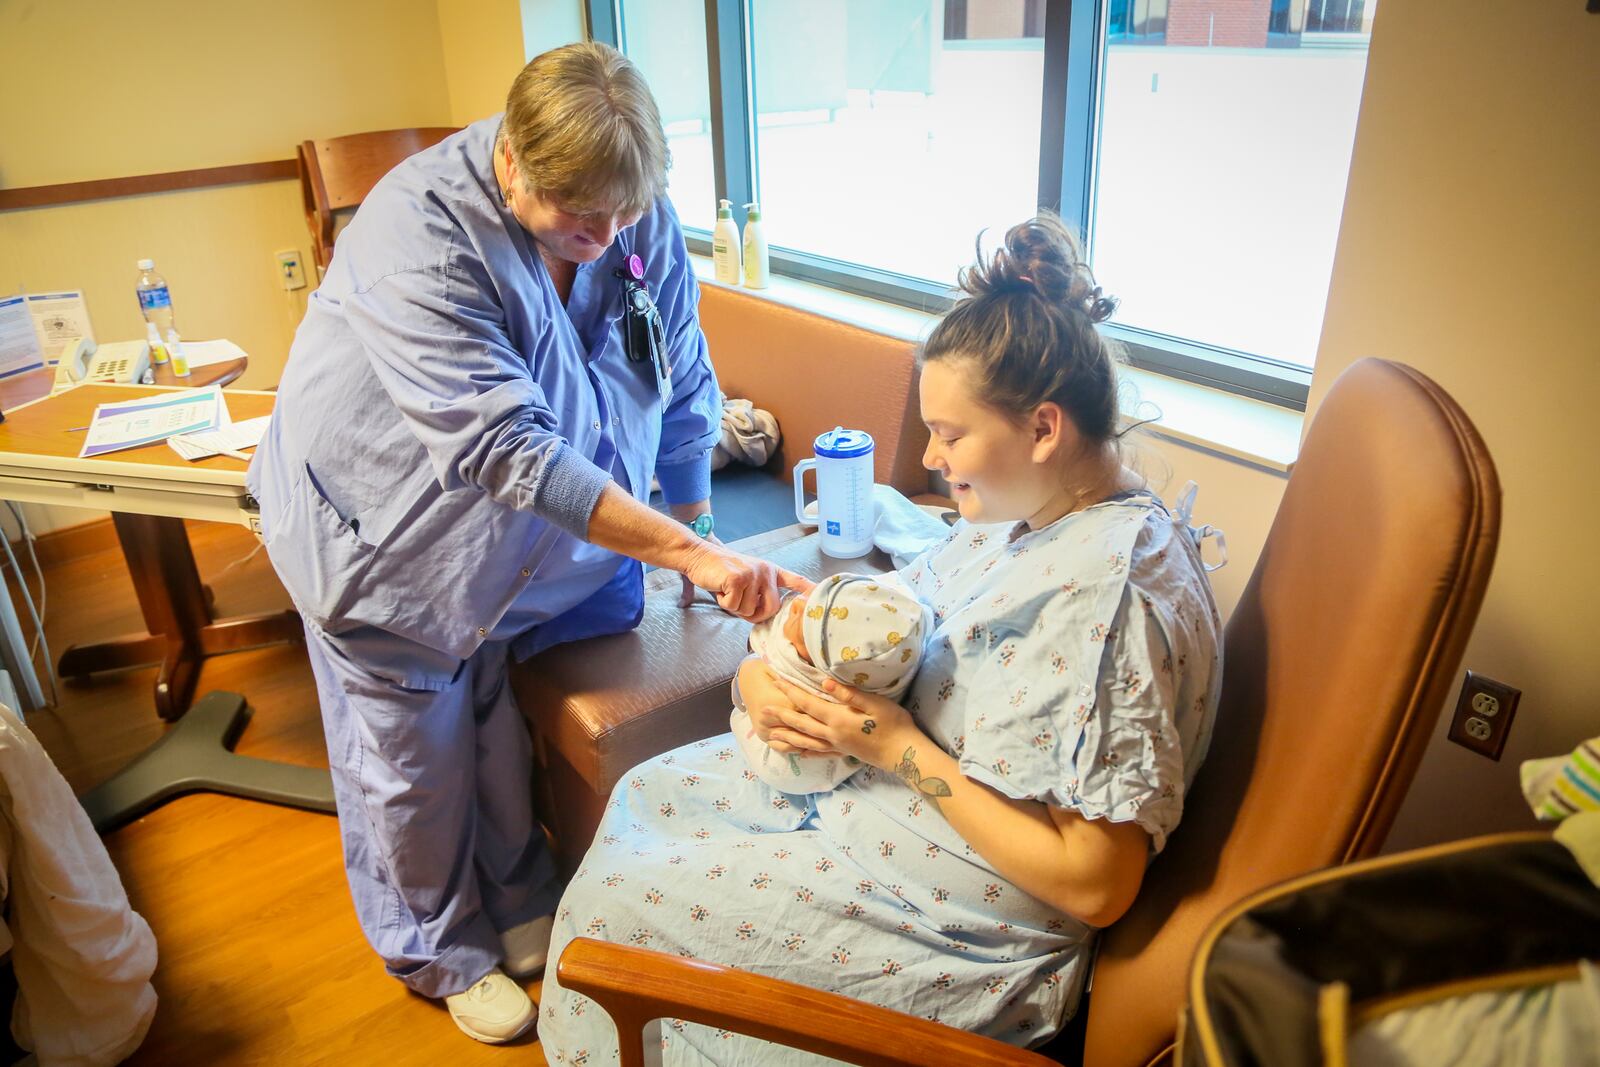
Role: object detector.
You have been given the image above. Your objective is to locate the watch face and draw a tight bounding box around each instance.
[691,513,715,538]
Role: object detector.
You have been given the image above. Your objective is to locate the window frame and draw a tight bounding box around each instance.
[592,0,1314,410]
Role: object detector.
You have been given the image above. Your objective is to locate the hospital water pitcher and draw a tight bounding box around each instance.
[794,427,875,559]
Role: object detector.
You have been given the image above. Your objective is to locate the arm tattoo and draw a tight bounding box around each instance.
[893,747,953,798]
[861,719,876,734]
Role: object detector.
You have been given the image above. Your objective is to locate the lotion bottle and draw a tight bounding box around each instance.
[145,320,170,365]
[712,199,741,284]
[741,202,769,289]
[166,328,190,378]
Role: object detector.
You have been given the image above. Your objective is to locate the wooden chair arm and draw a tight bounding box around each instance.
[556,937,1060,1067]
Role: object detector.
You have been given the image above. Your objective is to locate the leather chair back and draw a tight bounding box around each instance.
[298,126,460,272]
[698,283,931,495]
[1083,358,1502,1067]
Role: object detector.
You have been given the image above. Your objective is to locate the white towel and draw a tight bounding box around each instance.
[713,396,781,471]
[872,485,952,568]
[0,704,158,1067]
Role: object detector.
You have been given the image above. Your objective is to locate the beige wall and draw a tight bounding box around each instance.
[438,0,530,124]
[1308,4,1600,850]
[0,1,534,533]
[0,0,455,392]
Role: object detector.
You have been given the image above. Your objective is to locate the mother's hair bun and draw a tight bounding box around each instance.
[958,214,1116,323]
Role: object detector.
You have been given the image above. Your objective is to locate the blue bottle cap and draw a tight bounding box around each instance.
[813,426,874,459]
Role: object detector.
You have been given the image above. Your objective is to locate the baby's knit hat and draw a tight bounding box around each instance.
[800,573,932,693]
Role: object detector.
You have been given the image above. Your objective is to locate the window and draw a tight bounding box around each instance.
[615,0,717,232]
[596,0,1376,407]
[744,1,1043,285]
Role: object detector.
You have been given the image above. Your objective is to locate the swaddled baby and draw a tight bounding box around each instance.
[731,572,933,794]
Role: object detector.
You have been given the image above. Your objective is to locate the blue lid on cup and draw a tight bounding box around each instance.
[814,426,875,459]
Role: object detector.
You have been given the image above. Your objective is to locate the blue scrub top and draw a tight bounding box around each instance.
[249,116,720,682]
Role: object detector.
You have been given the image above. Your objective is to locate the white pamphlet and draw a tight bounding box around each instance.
[0,295,47,380]
[26,291,96,363]
[169,414,270,461]
[80,386,225,458]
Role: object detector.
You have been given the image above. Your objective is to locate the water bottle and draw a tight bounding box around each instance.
[135,258,176,336]
[794,427,877,559]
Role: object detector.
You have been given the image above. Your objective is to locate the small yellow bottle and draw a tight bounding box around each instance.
[166,328,190,377]
[145,321,169,365]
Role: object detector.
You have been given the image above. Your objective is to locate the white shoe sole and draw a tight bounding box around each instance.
[450,1008,537,1045]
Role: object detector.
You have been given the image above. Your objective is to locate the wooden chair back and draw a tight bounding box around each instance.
[297,127,460,272]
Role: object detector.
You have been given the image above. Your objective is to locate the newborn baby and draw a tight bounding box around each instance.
[731,572,932,794]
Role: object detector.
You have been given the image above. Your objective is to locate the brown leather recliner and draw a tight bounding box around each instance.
[551,357,1503,1066]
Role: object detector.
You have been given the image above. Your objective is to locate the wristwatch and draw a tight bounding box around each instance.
[685,513,715,539]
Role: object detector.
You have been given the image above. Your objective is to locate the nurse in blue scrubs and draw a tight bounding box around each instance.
[248,42,804,1044]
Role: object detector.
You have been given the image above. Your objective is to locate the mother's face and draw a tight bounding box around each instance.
[919,359,1067,526]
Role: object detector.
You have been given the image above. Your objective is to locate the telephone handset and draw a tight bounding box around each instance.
[54,337,152,388]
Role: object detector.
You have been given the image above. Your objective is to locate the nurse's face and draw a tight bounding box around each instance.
[498,137,640,264]
[919,358,1074,527]
[521,189,641,265]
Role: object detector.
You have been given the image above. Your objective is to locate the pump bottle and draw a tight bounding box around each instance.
[742,202,769,289]
[712,199,741,284]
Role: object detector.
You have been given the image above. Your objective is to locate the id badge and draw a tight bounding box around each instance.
[620,273,671,407]
[654,342,673,407]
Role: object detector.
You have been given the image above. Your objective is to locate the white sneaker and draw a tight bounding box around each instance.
[444,969,535,1044]
[499,914,554,978]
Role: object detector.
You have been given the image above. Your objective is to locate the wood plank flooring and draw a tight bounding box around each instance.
[11,519,549,1065]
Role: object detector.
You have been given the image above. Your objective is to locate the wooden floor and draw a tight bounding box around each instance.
[12,519,548,1065]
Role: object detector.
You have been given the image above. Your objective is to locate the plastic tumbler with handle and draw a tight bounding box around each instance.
[793,427,876,559]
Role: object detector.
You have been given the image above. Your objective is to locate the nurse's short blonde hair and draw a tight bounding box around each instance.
[501,41,669,217]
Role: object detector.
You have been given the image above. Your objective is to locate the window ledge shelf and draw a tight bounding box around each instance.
[691,256,1301,474]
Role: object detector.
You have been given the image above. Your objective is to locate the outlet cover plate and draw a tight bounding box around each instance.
[1447,670,1521,760]
[276,249,307,291]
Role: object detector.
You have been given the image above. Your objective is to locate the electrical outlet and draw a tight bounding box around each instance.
[276,249,307,291]
[1447,670,1521,760]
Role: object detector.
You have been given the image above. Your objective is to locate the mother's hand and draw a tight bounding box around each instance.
[765,676,924,772]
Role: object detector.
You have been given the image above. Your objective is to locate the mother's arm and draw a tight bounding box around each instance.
[766,676,1150,928]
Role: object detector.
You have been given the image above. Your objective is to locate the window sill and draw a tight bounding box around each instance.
[691,256,1301,474]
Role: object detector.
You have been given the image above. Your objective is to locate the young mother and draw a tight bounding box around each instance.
[538,217,1223,1061]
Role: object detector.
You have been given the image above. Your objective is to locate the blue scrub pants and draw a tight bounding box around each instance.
[301,622,560,998]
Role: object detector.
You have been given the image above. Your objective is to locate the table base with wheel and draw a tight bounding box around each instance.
[0,381,334,830]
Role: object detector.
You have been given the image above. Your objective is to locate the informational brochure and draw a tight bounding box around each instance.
[169,414,269,461]
[0,295,47,379]
[25,291,95,364]
[80,386,225,458]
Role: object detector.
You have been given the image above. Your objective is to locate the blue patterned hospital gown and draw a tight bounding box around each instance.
[538,490,1222,1064]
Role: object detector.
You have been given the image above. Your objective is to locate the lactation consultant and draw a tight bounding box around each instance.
[249,42,804,1044]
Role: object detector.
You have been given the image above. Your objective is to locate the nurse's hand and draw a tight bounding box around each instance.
[678,531,723,608]
[680,540,812,622]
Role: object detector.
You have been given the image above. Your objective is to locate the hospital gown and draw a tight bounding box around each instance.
[538,490,1223,1063]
